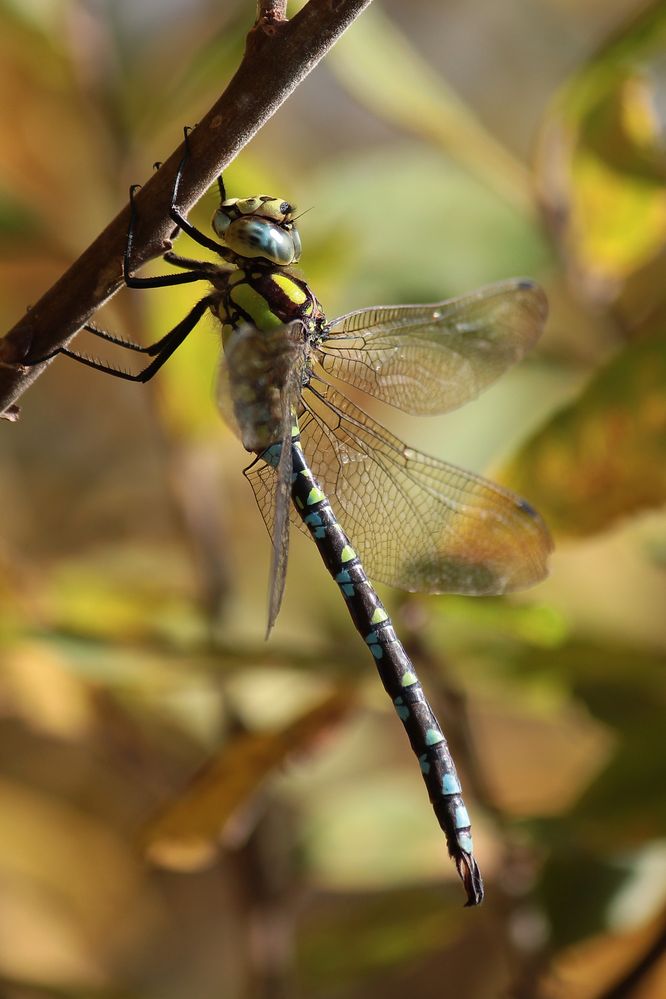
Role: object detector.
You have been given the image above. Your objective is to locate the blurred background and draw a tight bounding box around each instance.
[0,0,665,996]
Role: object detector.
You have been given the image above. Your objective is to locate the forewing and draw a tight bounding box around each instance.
[317,279,547,415]
[218,320,307,452]
[245,458,279,552]
[293,379,552,595]
[266,414,293,636]
[221,322,307,632]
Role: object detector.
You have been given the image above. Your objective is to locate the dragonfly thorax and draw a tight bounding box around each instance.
[212,195,302,266]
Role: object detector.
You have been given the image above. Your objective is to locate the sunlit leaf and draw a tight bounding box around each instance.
[536,3,666,306]
[472,699,611,819]
[107,252,222,441]
[2,643,95,739]
[540,901,666,994]
[501,331,666,536]
[144,690,353,870]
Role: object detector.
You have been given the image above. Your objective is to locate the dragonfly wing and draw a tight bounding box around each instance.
[266,421,293,636]
[218,320,307,452]
[318,278,547,415]
[245,458,279,544]
[222,322,307,633]
[297,380,552,595]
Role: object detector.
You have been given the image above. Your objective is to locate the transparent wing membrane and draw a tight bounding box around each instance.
[221,323,307,631]
[227,280,551,605]
[295,377,551,594]
[318,279,548,415]
[218,321,307,453]
[244,372,551,599]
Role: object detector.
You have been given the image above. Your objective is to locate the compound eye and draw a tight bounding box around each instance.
[290,226,302,262]
[226,218,298,264]
[212,209,231,238]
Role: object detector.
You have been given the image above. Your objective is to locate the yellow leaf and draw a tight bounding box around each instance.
[144,689,353,870]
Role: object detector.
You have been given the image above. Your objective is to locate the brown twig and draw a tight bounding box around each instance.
[0,0,374,416]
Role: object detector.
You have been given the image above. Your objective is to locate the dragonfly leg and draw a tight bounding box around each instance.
[123,184,216,290]
[167,126,232,259]
[81,322,156,354]
[29,295,214,381]
[162,250,228,275]
[81,316,209,358]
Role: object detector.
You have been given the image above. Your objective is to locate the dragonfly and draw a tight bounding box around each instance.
[33,133,552,905]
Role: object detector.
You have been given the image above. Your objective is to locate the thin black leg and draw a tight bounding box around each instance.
[81,317,207,358]
[163,251,229,274]
[83,323,155,354]
[123,186,214,289]
[31,296,213,381]
[168,126,231,257]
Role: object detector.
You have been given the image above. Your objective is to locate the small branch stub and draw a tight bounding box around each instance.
[0,0,374,416]
[256,0,288,29]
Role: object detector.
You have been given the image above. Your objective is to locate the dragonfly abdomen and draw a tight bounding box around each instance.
[290,437,483,905]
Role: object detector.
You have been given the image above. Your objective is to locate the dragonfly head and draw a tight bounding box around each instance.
[212,196,302,266]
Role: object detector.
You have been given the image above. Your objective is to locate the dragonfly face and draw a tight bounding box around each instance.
[211,196,302,265]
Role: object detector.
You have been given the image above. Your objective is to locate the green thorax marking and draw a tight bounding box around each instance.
[217,267,322,342]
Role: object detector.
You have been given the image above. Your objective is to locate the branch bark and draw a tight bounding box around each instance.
[0,0,373,416]
[257,0,288,25]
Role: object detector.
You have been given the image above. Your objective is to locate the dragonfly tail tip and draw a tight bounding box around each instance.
[457,852,484,907]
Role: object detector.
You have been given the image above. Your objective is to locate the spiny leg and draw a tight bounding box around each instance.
[162,251,228,274]
[39,295,214,381]
[80,311,209,357]
[82,323,157,355]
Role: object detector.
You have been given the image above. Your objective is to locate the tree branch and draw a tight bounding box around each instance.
[0,0,373,416]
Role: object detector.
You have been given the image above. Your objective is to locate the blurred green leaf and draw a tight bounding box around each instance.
[297,885,467,992]
[427,594,569,650]
[329,6,531,212]
[510,639,665,714]
[501,331,666,536]
[511,639,665,843]
[539,849,633,947]
[45,545,207,648]
[574,719,666,845]
[307,147,552,310]
[0,188,42,239]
